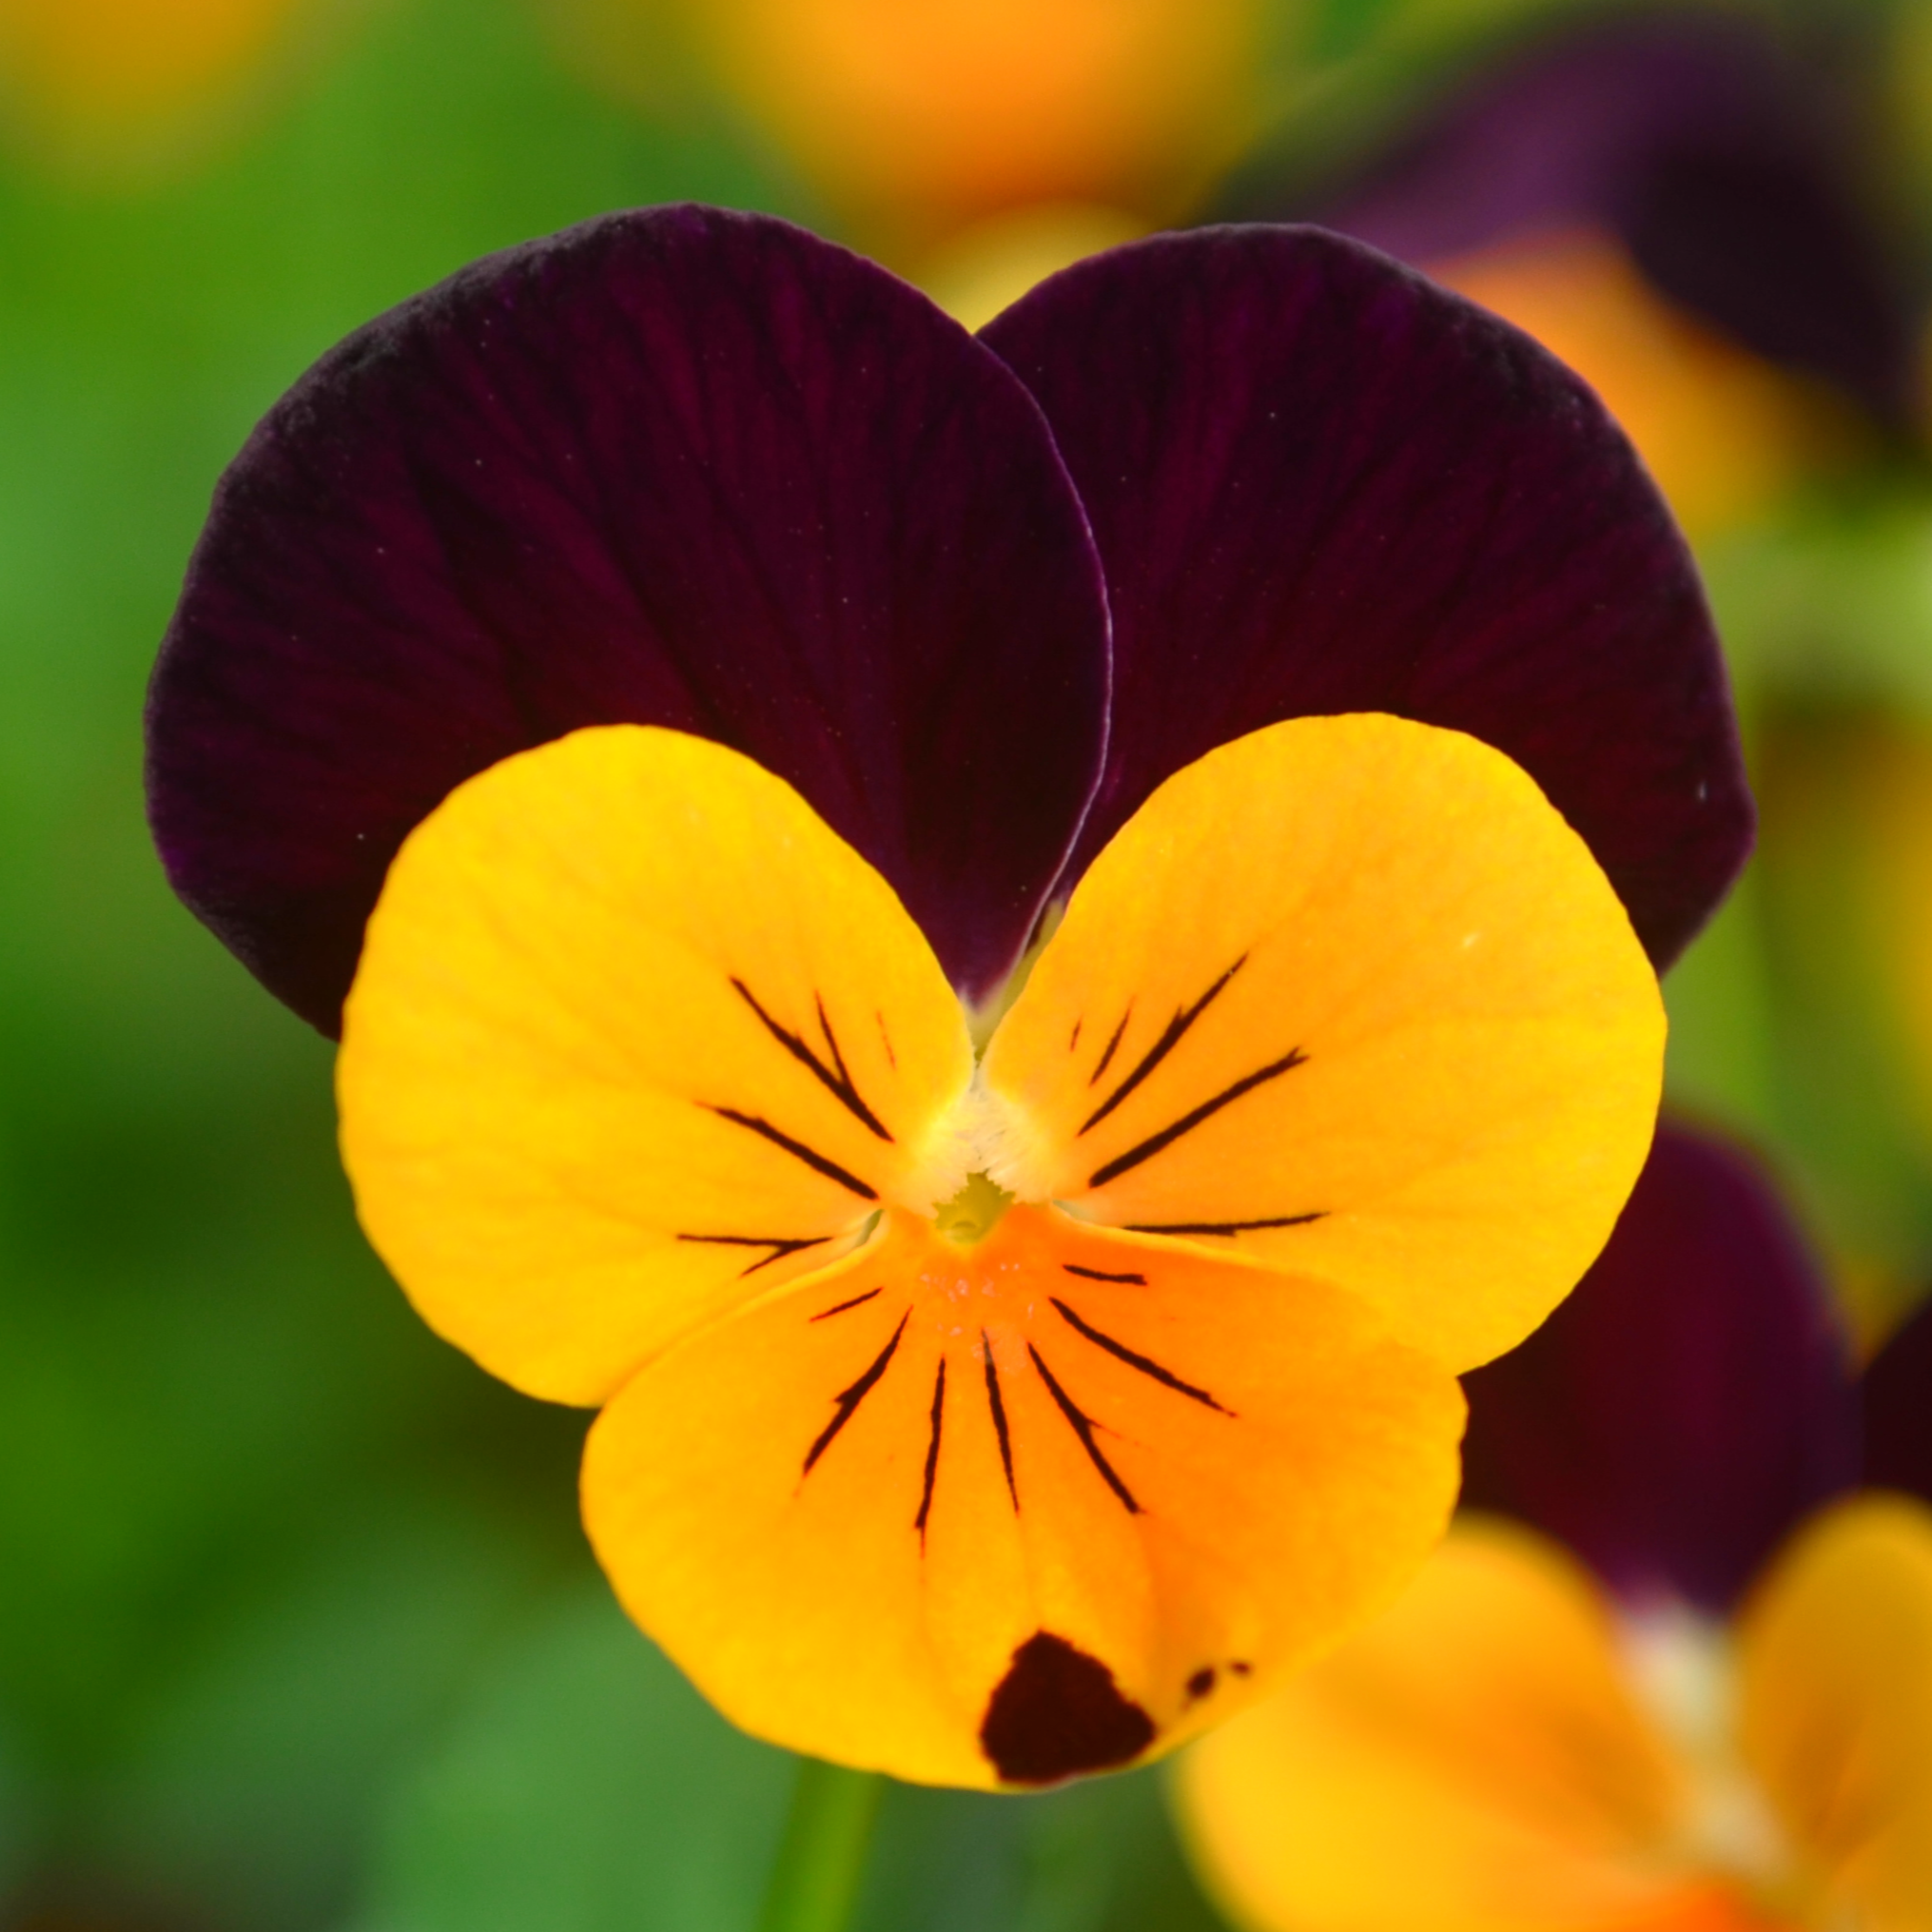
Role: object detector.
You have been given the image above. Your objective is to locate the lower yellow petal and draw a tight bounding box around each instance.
[1737,1493,1932,1928]
[339,726,974,1405]
[984,714,1665,1372]
[580,1203,1462,1787]
[1174,1519,1755,1932]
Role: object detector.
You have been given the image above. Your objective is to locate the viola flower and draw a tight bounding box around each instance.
[1227,12,1918,538]
[146,206,1747,1786]
[1179,1121,1932,1925]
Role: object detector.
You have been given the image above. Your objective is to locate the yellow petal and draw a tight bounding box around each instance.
[581,1202,1463,1787]
[1174,1519,1757,1932]
[983,713,1665,1372]
[1737,1493,1932,1927]
[338,725,974,1405]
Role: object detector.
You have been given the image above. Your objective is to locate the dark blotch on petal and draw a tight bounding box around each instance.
[1461,1120,1860,1611]
[1863,1298,1932,1506]
[148,205,1109,1033]
[983,224,1751,970]
[980,1631,1155,1785]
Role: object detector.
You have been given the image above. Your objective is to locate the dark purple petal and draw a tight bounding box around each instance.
[1862,1297,1932,1505]
[147,205,1109,1034]
[1460,1120,1860,1612]
[1246,14,1917,424]
[981,224,1750,967]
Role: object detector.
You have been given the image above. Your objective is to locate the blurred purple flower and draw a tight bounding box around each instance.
[1460,1107,1932,1606]
[1461,1118,1863,1610]
[1863,1284,1932,1502]
[1237,10,1917,426]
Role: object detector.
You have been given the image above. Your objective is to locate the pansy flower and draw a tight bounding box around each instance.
[1180,1119,1932,1925]
[1226,12,1918,537]
[146,206,1747,1786]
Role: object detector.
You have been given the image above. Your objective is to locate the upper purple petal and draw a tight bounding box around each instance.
[980,224,1750,967]
[1861,1297,1932,1505]
[1258,14,1918,425]
[146,205,1110,1034]
[1459,1120,1860,1612]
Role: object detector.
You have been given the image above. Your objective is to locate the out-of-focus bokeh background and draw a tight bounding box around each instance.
[5,0,1932,1925]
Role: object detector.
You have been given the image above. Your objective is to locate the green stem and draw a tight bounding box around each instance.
[757,1757,886,1932]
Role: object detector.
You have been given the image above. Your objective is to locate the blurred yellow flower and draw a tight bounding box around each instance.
[554,0,1266,264]
[1178,1500,1932,1932]
[0,0,311,172]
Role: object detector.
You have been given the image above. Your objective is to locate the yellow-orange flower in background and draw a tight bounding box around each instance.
[0,0,312,171]
[550,0,1266,268]
[1182,1503,1932,1932]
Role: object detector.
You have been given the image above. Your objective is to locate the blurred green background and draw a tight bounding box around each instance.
[6,0,1932,1924]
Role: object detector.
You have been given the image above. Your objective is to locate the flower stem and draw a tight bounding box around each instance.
[757,1757,885,1932]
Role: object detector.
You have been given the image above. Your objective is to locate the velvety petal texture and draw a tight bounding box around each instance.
[1250,14,1916,424]
[981,224,1749,969]
[1460,1121,1860,1612]
[147,205,1110,1033]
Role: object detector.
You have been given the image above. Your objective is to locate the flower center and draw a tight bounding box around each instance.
[930,1169,1015,1247]
[903,1064,1051,1216]
[1617,1606,1798,1905]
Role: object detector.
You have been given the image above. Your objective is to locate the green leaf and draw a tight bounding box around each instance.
[351,1588,1233,1932]
[86,1488,573,1930]
[348,1587,793,1932]
[1705,481,1932,723]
